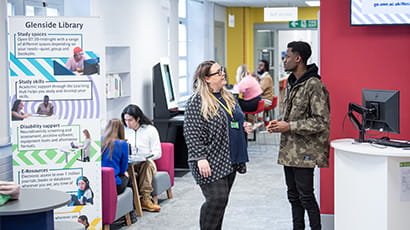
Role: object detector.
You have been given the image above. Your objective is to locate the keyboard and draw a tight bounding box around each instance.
[367,138,410,148]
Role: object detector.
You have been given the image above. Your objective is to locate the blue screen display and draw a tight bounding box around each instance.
[351,0,410,25]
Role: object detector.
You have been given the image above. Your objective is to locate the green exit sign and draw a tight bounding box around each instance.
[289,20,318,28]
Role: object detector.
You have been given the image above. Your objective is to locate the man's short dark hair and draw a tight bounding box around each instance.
[287,41,312,65]
[259,59,269,72]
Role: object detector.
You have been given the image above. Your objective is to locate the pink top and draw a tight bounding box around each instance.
[65,56,85,71]
[238,76,263,101]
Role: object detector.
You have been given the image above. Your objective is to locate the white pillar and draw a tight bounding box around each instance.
[0,0,10,146]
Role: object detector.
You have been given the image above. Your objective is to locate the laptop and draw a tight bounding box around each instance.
[71,142,79,149]
[83,58,100,75]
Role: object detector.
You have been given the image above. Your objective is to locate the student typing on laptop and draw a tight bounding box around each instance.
[121,104,162,212]
[66,47,85,72]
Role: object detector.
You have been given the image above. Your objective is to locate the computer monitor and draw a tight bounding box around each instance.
[83,58,100,75]
[348,89,400,142]
[362,89,400,133]
[153,57,178,118]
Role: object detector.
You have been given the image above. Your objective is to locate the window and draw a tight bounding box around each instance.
[25,5,60,16]
[7,2,14,16]
[178,0,189,97]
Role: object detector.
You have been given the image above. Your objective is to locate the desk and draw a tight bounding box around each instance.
[128,159,143,217]
[331,138,410,230]
[0,188,71,230]
[58,148,79,163]
[154,114,188,168]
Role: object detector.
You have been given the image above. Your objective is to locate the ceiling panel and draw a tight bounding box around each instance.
[207,0,319,7]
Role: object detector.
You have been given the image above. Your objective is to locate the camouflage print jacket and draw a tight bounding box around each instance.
[278,64,330,168]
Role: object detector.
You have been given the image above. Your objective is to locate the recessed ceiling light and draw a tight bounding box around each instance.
[305,1,320,7]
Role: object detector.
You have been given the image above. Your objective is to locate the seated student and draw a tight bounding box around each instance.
[237,65,263,112]
[121,104,161,212]
[69,176,94,206]
[66,47,86,72]
[101,119,130,195]
[11,99,31,121]
[257,59,274,107]
[236,65,263,127]
[37,95,54,116]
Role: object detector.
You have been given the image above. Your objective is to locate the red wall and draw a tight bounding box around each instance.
[320,0,410,214]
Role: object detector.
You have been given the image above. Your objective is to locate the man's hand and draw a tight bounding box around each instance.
[197,159,211,178]
[266,120,290,133]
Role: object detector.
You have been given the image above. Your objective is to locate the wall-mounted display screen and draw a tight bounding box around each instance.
[351,0,410,25]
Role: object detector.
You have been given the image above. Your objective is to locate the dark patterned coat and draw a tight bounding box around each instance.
[183,93,234,185]
[278,64,330,168]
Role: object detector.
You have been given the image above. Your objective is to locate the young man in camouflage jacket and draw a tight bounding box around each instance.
[267,41,330,230]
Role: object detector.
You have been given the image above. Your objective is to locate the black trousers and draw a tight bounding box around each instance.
[199,172,236,230]
[284,166,321,230]
[116,175,130,195]
[238,96,261,112]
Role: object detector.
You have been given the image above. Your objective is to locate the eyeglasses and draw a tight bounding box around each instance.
[208,66,225,77]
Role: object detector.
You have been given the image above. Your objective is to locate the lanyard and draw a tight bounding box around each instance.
[211,94,233,119]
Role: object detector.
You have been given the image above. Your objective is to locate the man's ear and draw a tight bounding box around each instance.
[295,55,302,63]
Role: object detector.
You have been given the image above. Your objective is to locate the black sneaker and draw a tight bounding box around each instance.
[130,210,138,224]
[236,163,247,174]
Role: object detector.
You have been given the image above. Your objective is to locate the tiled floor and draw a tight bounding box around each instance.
[117,133,294,230]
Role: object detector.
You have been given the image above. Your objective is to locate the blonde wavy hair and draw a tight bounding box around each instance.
[192,60,236,120]
[235,64,248,84]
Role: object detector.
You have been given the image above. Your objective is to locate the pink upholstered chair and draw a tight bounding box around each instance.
[101,167,134,230]
[151,142,174,204]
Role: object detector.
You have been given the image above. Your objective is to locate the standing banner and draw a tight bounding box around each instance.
[9,16,103,229]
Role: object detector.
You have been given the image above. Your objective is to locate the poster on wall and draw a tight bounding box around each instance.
[9,16,103,229]
[400,162,410,201]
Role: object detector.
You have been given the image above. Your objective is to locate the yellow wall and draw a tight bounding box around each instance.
[226,8,245,84]
[226,7,320,84]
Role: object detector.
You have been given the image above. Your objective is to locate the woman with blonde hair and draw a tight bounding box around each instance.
[236,64,263,115]
[101,119,129,195]
[235,64,248,85]
[79,129,91,162]
[184,60,252,229]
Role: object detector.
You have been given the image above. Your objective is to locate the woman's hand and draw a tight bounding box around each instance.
[124,171,129,178]
[243,122,253,134]
[197,159,211,178]
[0,181,20,199]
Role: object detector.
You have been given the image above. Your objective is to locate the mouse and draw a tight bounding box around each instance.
[381,136,390,141]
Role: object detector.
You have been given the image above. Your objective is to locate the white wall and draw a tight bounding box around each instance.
[186,0,214,90]
[91,0,169,119]
[64,0,90,16]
